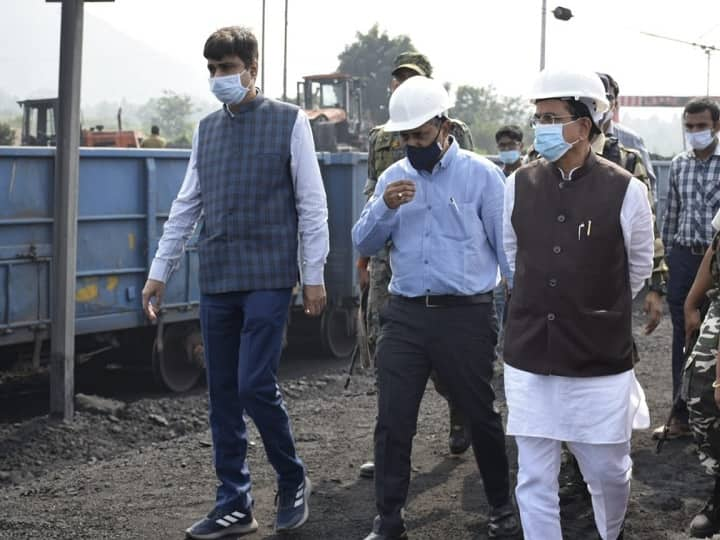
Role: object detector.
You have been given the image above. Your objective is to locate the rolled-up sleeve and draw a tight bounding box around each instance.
[290,110,329,286]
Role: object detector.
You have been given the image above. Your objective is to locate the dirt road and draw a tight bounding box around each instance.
[0,308,715,539]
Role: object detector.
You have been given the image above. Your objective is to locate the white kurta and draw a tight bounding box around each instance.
[504,364,649,443]
[502,167,654,443]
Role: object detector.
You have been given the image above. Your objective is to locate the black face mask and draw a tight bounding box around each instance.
[406,124,443,173]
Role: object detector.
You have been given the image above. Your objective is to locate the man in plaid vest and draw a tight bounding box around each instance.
[142,26,329,539]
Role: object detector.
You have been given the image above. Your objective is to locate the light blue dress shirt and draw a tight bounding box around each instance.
[352,139,510,297]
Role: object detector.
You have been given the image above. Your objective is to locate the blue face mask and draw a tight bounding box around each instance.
[533,121,577,162]
[498,149,521,165]
[406,125,443,173]
[209,70,250,105]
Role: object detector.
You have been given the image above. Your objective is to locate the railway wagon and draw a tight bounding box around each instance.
[0,146,367,391]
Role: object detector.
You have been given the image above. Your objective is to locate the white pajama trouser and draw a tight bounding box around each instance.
[515,436,631,540]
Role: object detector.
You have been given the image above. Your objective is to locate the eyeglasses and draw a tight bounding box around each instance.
[530,114,578,127]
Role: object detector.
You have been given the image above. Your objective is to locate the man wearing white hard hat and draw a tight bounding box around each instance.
[502,68,654,540]
[353,76,519,539]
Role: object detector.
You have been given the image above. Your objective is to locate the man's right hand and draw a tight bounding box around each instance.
[383,180,416,209]
[142,279,165,322]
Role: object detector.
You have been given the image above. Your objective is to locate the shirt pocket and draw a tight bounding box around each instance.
[444,202,485,244]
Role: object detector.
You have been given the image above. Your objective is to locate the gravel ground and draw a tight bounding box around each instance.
[0,302,716,539]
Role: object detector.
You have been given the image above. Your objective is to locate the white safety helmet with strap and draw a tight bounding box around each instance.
[384,76,450,132]
[529,68,610,127]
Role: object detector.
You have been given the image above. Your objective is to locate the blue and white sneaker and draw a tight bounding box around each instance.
[185,507,258,539]
[275,476,312,532]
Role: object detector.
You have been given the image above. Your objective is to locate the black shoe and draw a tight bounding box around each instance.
[559,450,589,503]
[359,461,375,479]
[488,502,521,538]
[185,507,258,539]
[449,424,471,455]
[690,497,720,538]
[448,404,471,455]
[558,479,590,502]
[363,516,408,540]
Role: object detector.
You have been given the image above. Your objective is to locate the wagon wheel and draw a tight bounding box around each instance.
[320,306,357,358]
[152,323,204,393]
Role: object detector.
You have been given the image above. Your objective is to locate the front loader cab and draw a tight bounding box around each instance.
[18,98,58,146]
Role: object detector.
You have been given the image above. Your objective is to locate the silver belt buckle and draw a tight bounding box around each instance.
[425,295,440,308]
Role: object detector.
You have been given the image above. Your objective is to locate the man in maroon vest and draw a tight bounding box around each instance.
[502,68,655,540]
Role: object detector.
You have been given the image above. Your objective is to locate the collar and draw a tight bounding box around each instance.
[223,90,265,118]
[554,147,597,182]
[437,136,459,170]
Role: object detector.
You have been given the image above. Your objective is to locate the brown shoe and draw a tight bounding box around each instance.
[651,422,692,440]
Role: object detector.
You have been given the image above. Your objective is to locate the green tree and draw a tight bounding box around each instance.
[0,122,15,145]
[141,90,195,144]
[452,85,531,154]
[337,24,414,125]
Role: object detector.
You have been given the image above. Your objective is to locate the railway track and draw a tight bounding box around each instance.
[0,336,349,424]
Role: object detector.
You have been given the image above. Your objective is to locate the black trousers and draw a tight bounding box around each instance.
[373,297,511,535]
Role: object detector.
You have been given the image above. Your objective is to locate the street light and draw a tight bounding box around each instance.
[540,1,573,70]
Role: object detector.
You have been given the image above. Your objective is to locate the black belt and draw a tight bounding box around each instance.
[392,292,493,308]
[677,243,709,256]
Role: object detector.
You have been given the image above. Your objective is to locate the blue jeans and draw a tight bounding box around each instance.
[200,288,304,512]
[667,246,706,422]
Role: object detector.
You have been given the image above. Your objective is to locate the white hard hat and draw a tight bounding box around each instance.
[529,68,610,125]
[385,76,450,132]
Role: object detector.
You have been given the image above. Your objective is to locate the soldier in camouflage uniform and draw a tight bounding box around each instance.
[356,52,474,478]
[681,209,720,538]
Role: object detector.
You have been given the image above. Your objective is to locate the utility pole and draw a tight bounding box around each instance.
[261,0,266,90]
[50,0,85,420]
[46,0,114,420]
[283,0,288,101]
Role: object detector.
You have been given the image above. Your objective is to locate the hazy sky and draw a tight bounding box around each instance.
[81,0,720,101]
[4,0,720,155]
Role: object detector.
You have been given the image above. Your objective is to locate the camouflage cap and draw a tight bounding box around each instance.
[392,51,433,78]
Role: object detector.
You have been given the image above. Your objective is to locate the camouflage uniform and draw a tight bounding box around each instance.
[363,120,474,362]
[683,231,720,476]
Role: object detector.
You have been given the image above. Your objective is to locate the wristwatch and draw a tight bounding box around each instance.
[647,282,667,296]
